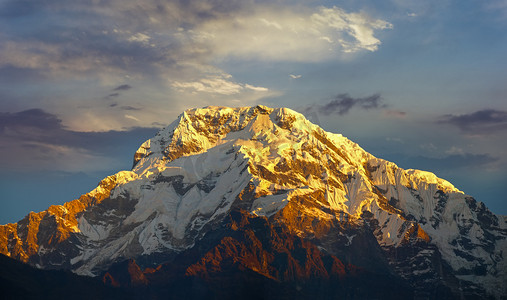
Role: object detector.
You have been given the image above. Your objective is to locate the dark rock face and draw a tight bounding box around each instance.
[99,207,504,299]
[102,259,148,287]
[100,210,414,299]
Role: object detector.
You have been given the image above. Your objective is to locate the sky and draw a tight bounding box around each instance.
[1,0,506,224]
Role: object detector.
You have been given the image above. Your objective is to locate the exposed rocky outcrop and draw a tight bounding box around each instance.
[102,210,414,300]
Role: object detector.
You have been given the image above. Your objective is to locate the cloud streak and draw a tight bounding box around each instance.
[113,84,133,91]
[0,109,62,132]
[438,109,507,133]
[172,74,269,95]
[0,108,158,171]
[309,93,386,115]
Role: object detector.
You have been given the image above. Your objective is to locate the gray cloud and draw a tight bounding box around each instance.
[439,109,507,133]
[308,93,386,116]
[120,106,142,111]
[107,93,120,99]
[0,109,62,132]
[0,0,243,77]
[0,108,159,171]
[113,84,132,91]
[105,85,132,100]
[0,7,181,81]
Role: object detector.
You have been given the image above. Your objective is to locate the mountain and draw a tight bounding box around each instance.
[0,253,130,300]
[1,105,506,299]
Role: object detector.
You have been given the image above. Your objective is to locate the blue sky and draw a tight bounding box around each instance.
[1,0,506,224]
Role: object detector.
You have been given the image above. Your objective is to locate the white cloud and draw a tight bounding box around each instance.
[127,33,151,44]
[311,7,392,52]
[125,114,140,122]
[172,75,242,95]
[259,18,283,30]
[187,6,392,61]
[171,74,269,95]
[244,84,269,92]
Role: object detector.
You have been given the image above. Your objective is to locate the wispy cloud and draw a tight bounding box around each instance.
[309,93,386,115]
[125,114,140,122]
[438,109,507,133]
[127,33,151,44]
[445,146,465,155]
[121,106,142,111]
[0,109,62,133]
[113,84,133,91]
[172,74,269,95]
[0,108,158,171]
[106,93,120,99]
[385,110,407,118]
[104,84,134,101]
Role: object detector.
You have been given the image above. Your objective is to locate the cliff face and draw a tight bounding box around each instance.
[102,210,416,300]
[1,106,506,298]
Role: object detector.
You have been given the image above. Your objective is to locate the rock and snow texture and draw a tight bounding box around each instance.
[0,105,505,297]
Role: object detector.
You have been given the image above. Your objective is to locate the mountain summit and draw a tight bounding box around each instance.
[1,105,506,298]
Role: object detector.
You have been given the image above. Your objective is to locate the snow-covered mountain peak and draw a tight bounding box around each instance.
[132,105,314,168]
[0,105,505,298]
[132,105,370,178]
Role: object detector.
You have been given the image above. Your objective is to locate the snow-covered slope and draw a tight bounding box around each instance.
[1,105,505,298]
